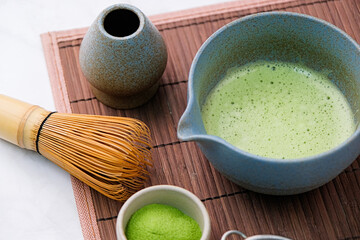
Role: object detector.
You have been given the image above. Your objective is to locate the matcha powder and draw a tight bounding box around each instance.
[125,203,202,240]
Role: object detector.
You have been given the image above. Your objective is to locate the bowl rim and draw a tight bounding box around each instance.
[116,184,211,240]
[184,11,360,164]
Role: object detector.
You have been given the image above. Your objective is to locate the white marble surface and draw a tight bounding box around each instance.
[0,0,227,239]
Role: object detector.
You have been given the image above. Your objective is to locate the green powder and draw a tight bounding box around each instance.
[125,203,202,240]
[201,60,356,159]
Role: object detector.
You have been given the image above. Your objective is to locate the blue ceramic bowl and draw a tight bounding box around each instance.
[177,12,360,195]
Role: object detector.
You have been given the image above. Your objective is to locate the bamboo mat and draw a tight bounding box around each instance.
[41,0,360,239]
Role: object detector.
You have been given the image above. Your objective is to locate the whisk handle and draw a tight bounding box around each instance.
[0,94,50,150]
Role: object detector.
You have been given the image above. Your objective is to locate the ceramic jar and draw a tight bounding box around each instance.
[79,4,167,109]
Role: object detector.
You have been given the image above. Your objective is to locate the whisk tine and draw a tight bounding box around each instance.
[37,113,152,201]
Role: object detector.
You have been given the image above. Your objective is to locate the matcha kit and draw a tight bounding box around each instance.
[6,2,359,240]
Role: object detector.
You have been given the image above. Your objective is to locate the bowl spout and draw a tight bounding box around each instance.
[177,102,206,142]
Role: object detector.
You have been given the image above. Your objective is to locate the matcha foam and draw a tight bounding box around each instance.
[125,203,202,240]
[201,60,356,159]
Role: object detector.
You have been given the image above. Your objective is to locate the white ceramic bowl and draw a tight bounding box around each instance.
[116,185,211,240]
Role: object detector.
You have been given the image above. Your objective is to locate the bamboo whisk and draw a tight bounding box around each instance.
[0,94,152,201]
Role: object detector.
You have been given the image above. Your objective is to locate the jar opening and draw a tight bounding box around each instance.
[103,9,140,37]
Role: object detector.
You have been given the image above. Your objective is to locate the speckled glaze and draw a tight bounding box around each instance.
[178,12,360,195]
[79,4,167,109]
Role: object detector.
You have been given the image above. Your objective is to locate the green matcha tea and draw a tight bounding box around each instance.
[201,60,356,159]
[125,203,202,240]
